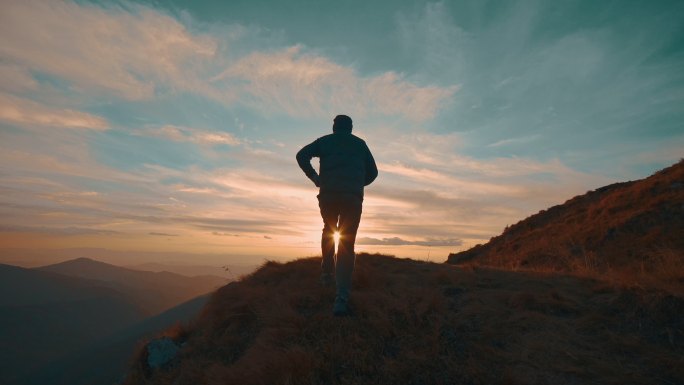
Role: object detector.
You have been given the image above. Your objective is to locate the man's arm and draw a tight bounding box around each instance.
[364,144,378,186]
[296,139,321,187]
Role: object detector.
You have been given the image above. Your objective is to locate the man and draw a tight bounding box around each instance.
[296,114,378,316]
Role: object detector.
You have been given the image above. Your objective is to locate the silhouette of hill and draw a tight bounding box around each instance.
[0,264,143,385]
[448,160,684,280]
[38,257,226,316]
[23,294,210,385]
[1,258,226,385]
[0,263,123,306]
[123,254,683,385]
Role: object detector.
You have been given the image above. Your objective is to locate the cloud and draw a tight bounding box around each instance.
[0,64,38,93]
[377,162,526,197]
[136,125,241,146]
[176,186,220,194]
[487,135,540,148]
[0,93,108,130]
[0,224,119,236]
[212,232,241,237]
[0,1,456,122]
[149,232,178,237]
[0,0,217,100]
[396,2,471,80]
[357,236,463,247]
[213,45,458,121]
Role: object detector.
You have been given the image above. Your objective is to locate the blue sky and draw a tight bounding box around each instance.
[0,0,682,264]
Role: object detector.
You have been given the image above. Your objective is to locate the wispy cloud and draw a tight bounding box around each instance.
[135,125,241,146]
[0,1,456,122]
[487,135,540,148]
[149,232,178,237]
[0,93,108,130]
[0,0,217,100]
[212,45,458,121]
[0,64,39,93]
[0,225,119,236]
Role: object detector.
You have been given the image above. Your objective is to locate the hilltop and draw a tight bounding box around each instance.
[448,160,684,283]
[123,254,683,385]
[122,161,684,384]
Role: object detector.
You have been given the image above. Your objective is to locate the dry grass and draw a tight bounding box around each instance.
[448,160,684,293]
[598,247,684,295]
[123,254,684,385]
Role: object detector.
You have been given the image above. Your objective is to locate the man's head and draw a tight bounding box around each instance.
[333,115,353,133]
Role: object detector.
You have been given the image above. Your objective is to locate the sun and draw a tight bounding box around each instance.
[333,231,341,251]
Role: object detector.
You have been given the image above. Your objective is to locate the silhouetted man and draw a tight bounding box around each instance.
[297,115,378,316]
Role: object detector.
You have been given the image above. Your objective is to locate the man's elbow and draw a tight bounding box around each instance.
[365,171,378,186]
[296,150,308,167]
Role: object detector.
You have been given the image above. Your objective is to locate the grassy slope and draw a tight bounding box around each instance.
[123,254,683,385]
[447,160,684,282]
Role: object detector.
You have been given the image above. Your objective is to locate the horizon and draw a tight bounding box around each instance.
[1,0,683,267]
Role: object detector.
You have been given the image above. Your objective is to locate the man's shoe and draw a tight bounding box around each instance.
[332,296,350,316]
[320,273,334,287]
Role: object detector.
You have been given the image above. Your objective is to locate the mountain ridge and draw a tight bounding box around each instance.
[38,257,227,316]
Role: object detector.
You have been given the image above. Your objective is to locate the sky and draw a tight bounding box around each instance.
[1,0,683,266]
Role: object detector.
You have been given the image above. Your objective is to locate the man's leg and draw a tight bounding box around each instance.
[318,195,339,282]
[335,195,363,302]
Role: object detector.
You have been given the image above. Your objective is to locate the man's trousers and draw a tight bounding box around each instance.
[318,192,363,300]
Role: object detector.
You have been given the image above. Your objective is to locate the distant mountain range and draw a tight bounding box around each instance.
[448,159,684,272]
[0,258,228,385]
[38,257,226,316]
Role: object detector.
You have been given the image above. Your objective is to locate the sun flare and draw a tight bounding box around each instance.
[333,231,340,251]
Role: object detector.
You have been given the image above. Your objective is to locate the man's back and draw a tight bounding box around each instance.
[297,131,377,197]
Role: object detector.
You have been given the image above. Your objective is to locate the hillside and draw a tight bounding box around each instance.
[1,258,227,385]
[448,160,684,278]
[123,254,683,385]
[38,257,226,316]
[0,264,143,385]
[23,295,210,385]
[0,263,124,306]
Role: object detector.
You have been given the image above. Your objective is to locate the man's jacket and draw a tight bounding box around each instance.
[296,130,378,197]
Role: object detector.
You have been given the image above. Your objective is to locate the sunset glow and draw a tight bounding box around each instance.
[1,0,682,267]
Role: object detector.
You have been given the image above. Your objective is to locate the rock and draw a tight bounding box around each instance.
[147,337,179,370]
